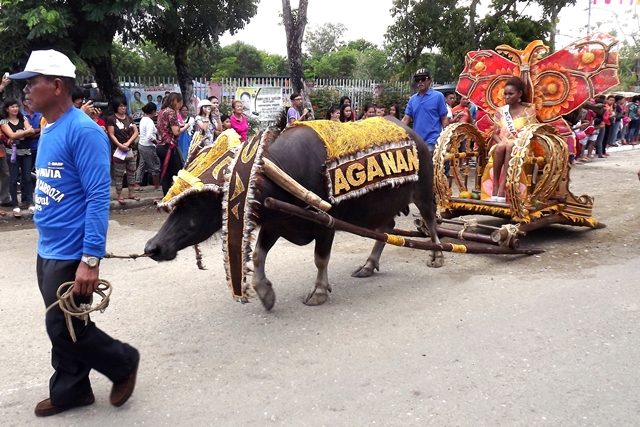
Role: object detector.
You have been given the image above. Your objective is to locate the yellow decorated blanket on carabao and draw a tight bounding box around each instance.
[291,118,420,204]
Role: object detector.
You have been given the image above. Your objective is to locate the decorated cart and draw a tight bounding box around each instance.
[152,34,622,305]
[424,33,619,247]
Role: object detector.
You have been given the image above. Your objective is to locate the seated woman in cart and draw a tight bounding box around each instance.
[488,76,537,202]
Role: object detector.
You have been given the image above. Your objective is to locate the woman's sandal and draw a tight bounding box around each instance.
[129,196,140,202]
[117,198,127,205]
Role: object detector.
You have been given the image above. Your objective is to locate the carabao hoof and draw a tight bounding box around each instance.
[427,251,445,268]
[253,279,276,311]
[303,285,331,306]
[351,264,378,278]
[351,259,379,278]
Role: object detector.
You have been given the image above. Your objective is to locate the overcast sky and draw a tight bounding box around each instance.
[218,0,637,56]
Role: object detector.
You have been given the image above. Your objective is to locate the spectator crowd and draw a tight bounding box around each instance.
[1,66,639,217]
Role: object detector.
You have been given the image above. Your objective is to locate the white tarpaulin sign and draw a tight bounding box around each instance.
[255,87,283,122]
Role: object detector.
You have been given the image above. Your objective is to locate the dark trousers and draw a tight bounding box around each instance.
[9,154,33,206]
[37,256,139,405]
[597,126,608,156]
[156,144,184,195]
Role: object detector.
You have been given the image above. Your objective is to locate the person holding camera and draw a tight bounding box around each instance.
[106,97,140,204]
[287,92,310,125]
[194,99,221,146]
[89,105,106,132]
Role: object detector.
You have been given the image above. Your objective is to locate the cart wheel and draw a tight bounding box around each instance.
[433,123,487,209]
[505,123,569,221]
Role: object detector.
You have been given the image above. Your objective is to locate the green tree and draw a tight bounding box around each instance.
[312,49,359,79]
[215,42,264,77]
[536,0,577,52]
[0,0,145,99]
[112,41,181,79]
[188,44,223,78]
[611,7,640,89]
[131,0,258,113]
[304,23,347,57]
[111,42,145,78]
[282,0,314,117]
[385,0,556,78]
[212,57,241,79]
[261,52,288,76]
[353,47,393,81]
[384,0,465,76]
[346,39,378,53]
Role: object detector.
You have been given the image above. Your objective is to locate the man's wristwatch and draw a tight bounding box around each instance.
[81,255,101,268]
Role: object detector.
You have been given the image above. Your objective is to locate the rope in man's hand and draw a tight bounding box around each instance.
[45,280,112,343]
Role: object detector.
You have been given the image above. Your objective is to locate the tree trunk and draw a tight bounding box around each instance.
[175,51,195,115]
[281,0,314,119]
[469,0,479,36]
[548,7,559,53]
[84,55,125,103]
[2,82,25,104]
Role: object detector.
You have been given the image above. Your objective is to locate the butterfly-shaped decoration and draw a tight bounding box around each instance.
[456,33,619,139]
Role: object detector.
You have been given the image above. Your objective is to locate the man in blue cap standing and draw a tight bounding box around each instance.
[402,68,449,154]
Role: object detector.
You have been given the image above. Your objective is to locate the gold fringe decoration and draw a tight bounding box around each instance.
[162,129,242,203]
[445,201,563,224]
[560,213,599,228]
[292,117,411,160]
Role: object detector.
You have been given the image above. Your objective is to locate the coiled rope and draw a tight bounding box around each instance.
[45,280,112,343]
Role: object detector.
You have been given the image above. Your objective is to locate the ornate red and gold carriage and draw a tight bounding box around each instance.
[428,33,619,245]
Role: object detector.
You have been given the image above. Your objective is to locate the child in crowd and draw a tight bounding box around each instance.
[220,114,231,131]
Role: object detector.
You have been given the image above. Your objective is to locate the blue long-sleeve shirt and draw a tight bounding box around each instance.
[34,106,111,260]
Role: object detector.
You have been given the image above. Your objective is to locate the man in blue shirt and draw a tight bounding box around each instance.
[22,98,41,162]
[402,68,449,154]
[10,49,140,417]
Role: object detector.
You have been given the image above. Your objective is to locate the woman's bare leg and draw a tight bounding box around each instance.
[492,143,506,197]
[497,142,514,197]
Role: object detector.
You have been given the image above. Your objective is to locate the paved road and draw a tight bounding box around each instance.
[1,149,639,426]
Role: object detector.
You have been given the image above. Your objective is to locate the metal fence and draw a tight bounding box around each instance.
[220,77,413,110]
[117,76,210,101]
[115,76,414,110]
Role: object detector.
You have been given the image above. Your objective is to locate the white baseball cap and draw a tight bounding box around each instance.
[9,49,76,80]
[197,99,212,110]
